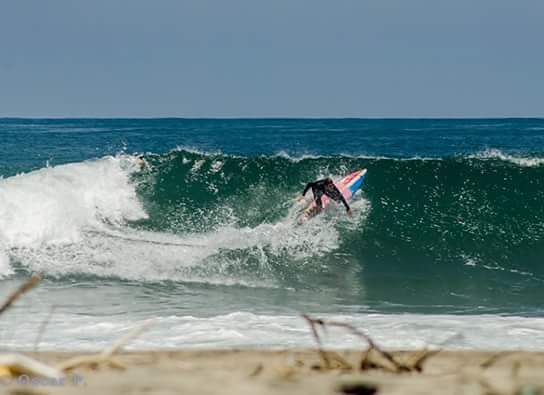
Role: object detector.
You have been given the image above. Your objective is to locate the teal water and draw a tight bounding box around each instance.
[1,118,544,350]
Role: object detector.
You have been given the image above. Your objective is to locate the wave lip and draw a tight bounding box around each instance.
[170,146,544,165]
[467,149,544,167]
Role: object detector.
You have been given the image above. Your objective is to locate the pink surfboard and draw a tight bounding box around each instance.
[300,169,367,223]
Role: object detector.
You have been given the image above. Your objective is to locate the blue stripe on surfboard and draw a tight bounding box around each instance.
[349,174,366,195]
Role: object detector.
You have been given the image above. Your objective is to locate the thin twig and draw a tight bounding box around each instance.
[302,314,331,369]
[34,305,57,352]
[408,349,441,372]
[302,314,412,372]
[102,318,156,357]
[0,274,41,317]
[323,320,409,372]
[481,352,512,370]
[57,318,157,372]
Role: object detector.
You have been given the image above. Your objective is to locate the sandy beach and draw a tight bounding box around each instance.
[1,350,543,395]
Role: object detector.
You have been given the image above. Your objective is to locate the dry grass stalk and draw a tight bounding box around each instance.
[0,274,41,317]
[57,318,156,372]
[33,305,57,352]
[302,314,435,373]
[302,314,333,369]
[0,354,62,379]
[406,349,442,372]
[0,274,64,380]
[481,352,514,370]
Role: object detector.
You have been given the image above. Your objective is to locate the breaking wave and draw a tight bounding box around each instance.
[2,148,544,294]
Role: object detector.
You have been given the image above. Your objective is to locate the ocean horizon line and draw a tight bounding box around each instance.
[1,116,544,121]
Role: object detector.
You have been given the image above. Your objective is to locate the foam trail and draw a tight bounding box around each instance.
[6,188,370,286]
[11,200,365,285]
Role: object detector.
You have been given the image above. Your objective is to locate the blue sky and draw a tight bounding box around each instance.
[1,0,543,117]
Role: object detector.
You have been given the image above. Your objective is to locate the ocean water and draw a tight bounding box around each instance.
[1,118,544,351]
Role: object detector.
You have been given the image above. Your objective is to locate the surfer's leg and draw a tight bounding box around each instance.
[315,190,324,213]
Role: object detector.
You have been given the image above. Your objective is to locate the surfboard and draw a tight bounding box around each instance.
[299,169,367,223]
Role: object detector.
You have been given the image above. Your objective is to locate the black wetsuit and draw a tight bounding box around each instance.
[302,179,350,212]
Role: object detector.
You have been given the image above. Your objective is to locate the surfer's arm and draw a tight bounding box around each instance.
[302,182,315,197]
[339,194,352,216]
[339,195,350,212]
[328,186,351,213]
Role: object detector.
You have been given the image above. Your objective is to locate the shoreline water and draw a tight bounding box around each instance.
[4,312,544,352]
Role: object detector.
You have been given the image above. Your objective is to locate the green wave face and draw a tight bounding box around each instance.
[135,150,544,276]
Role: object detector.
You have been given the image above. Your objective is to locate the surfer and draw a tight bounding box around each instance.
[136,155,146,170]
[300,178,352,216]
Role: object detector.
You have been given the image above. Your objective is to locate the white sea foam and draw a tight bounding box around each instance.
[0,155,146,247]
[0,249,13,279]
[8,200,365,286]
[0,155,147,276]
[173,146,226,157]
[3,311,544,351]
[172,147,442,162]
[274,150,441,162]
[469,149,544,167]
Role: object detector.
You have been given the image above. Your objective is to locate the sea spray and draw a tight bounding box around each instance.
[0,248,13,278]
[0,156,147,278]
